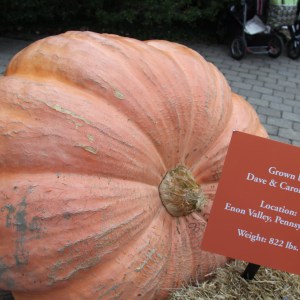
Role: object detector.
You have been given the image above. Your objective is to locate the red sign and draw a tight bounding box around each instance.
[201,131,300,275]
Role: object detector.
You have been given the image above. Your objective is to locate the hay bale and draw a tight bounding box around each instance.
[169,260,300,300]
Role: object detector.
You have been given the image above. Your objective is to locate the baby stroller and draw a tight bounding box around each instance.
[286,14,300,59]
[230,0,284,59]
[272,0,300,59]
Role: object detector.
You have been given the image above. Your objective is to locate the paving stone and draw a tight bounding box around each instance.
[264,83,285,92]
[278,128,300,142]
[274,90,295,100]
[224,74,243,83]
[257,75,277,84]
[258,114,267,124]
[253,86,274,95]
[264,124,279,136]
[258,106,282,118]
[294,107,300,114]
[261,94,283,103]
[293,122,300,131]
[237,72,257,80]
[282,111,300,123]
[230,66,248,73]
[288,77,300,84]
[268,73,288,80]
[267,117,293,129]
[270,102,293,112]
[243,79,264,87]
[284,87,300,95]
[205,56,224,64]
[272,69,297,77]
[218,61,233,68]
[223,60,242,68]
[277,80,297,88]
[236,88,261,99]
[238,61,260,69]
[247,97,269,107]
[250,70,269,77]
[230,81,253,90]
[220,69,239,76]
[284,99,300,108]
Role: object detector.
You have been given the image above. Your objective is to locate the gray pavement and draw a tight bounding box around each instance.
[0,36,299,146]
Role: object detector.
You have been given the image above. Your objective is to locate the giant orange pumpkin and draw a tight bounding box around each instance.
[0,31,267,299]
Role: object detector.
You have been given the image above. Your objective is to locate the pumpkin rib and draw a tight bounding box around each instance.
[146,40,234,167]
[191,92,268,183]
[10,206,172,299]
[158,212,225,295]
[3,35,178,169]
[144,40,197,164]
[178,213,202,283]
[181,214,209,281]
[183,62,232,170]
[68,32,209,168]
[0,76,167,183]
[0,172,166,294]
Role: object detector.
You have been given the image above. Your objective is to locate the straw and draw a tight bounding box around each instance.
[169,260,300,300]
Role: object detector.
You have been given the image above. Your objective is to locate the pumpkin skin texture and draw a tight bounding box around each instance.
[0,31,268,300]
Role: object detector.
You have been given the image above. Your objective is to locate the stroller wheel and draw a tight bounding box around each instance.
[230,36,246,60]
[267,34,283,58]
[286,38,300,59]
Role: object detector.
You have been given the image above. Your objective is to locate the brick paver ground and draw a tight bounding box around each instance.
[1,36,299,146]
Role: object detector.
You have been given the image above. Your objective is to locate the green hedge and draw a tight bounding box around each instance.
[0,0,237,41]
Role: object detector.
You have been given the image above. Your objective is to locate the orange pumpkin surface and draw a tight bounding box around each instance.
[0,31,268,299]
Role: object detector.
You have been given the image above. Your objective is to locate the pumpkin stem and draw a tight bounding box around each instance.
[159,165,207,217]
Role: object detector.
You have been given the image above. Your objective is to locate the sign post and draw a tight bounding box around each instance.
[241,263,260,280]
[201,131,300,277]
